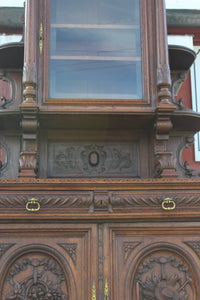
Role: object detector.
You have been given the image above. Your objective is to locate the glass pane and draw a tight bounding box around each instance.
[49,0,142,100]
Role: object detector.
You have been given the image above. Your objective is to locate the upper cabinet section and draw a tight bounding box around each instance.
[48,0,142,101]
[24,0,171,112]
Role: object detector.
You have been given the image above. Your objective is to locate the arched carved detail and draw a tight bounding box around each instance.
[130,245,197,300]
[1,251,70,300]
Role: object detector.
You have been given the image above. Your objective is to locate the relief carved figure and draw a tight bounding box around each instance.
[2,254,69,300]
[135,254,193,300]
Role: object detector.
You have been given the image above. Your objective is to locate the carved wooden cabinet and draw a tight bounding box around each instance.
[1,0,200,299]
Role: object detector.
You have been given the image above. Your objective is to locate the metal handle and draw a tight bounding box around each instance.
[162,198,176,211]
[26,198,40,212]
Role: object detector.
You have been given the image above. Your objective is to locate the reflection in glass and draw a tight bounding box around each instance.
[49,0,142,100]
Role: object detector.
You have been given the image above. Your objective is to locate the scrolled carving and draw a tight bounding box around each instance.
[176,135,200,178]
[135,254,193,300]
[3,254,69,300]
[171,72,188,108]
[51,142,137,177]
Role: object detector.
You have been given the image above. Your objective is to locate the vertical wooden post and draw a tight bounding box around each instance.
[154,0,177,178]
[19,0,39,178]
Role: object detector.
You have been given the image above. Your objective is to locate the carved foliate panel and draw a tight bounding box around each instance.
[122,242,141,263]
[48,141,139,177]
[2,253,69,300]
[134,252,194,300]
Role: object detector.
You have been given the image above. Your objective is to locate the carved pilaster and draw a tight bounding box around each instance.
[156,0,176,110]
[19,0,39,177]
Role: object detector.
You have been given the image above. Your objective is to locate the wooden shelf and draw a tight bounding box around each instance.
[51,23,139,29]
[50,55,141,61]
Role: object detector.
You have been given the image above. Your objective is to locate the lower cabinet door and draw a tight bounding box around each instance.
[0,223,97,300]
[1,222,200,300]
[103,224,200,300]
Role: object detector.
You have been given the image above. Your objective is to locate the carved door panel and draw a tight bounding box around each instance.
[103,224,200,300]
[0,223,97,300]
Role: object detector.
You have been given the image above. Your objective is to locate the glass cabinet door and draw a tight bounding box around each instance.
[48,0,142,100]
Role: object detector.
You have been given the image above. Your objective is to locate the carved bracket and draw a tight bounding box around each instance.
[154,116,178,178]
[171,71,188,108]
[175,135,200,178]
[18,106,39,178]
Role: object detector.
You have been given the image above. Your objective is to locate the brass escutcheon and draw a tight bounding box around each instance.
[162,198,176,211]
[26,198,40,212]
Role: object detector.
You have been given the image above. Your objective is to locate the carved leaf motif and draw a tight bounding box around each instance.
[184,241,200,259]
[58,243,77,265]
[123,242,141,263]
[0,243,14,259]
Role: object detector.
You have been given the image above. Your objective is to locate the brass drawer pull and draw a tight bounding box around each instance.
[26,198,40,212]
[162,198,176,211]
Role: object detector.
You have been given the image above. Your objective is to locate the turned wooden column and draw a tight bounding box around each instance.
[19,0,39,178]
[154,0,177,178]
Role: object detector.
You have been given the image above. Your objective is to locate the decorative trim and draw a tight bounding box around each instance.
[58,243,77,265]
[184,241,200,259]
[123,242,141,263]
[98,224,104,299]
[1,193,200,211]
[0,243,14,259]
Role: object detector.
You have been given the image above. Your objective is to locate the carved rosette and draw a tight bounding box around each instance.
[134,253,194,300]
[2,253,69,300]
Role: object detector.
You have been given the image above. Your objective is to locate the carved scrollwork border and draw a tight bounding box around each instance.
[0,192,200,212]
